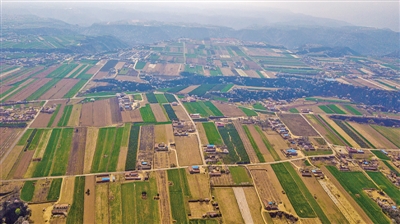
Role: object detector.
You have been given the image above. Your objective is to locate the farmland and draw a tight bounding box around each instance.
[239,107,258,116]
[218,123,250,164]
[155,94,168,103]
[140,104,157,122]
[183,101,218,117]
[168,169,191,224]
[66,176,85,224]
[230,166,252,184]
[163,104,178,120]
[343,105,362,115]
[202,122,223,145]
[366,171,400,205]
[371,125,400,148]
[188,84,216,96]
[243,125,265,162]
[91,127,123,173]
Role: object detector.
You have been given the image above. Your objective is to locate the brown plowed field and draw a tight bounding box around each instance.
[150,104,168,122]
[153,152,170,169]
[66,127,87,175]
[32,179,51,203]
[13,150,35,179]
[83,128,99,174]
[233,121,259,163]
[94,71,109,79]
[34,65,60,78]
[121,109,143,122]
[156,170,172,224]
[87,60,106,74]
[348,122,397,149]
[244,70,261,78]
[178,85,199,94]
[109,98,123,123]
[84,175,96,224]
[0,128,22,158]
[30,101,54,128]
[221,67,235,76]
[213,101,245,117]
[39,79,79,100]
[264,131,289,160]
[195,123,208,145]
[9,78,51,101]
[80,99,112,127]
[279,114,319,137]
[50,100,68,128]
[137,125,155,168]
[3,66,44,85]
[247,125,274,162]
[244,61,262,70]
[172,104,190,121]
[175,135,202,166]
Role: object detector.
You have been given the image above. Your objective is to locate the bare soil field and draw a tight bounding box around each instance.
[154,152,170,169]
[244,47,280,57]
[84,175,96,224]
[347,122,397,149]
[175,135,202,166]
[115,75,145,82]
[13,150,35,179]
[279,114,319,137]
[67,104,82,127]
[150,104,169,122]
[154,124,167,143]
[83,127,99,174]
[244,61,262,70]
[138,125,155,168]
[233,120,259,163]
[117,146,128,171]
[87,60,106,74]
[109,97,123,123]
[244,70,261,78]
[178,85,200,94]
[195,123,208,145]
[172,104,190,121]
[0,146,24,179]
[186,170,209,199]
[50,100,68,128]
[32,179,52,203]
[233,187,254,224]
[203,69,211,76]
[80,99,113,127]
[213,101,245,117]
[3,66,44,85]
[66,127,87,175]
[264,131,289,160]
[162,63,182,76]
[115,62,125,71]
[210,173,234,186]
[247,125,274,162]
[243,187,265,224]
[58,176,75,204]
[121,109,143,123]
[39,79,79,100]
[30,109,52,128]
[156,170,172,224]
[0,128,22,158]
[221,67,235,76]
[9,78,51,101]
[34,65,60,78]
[94,71,109,79]
[213,187,244,224]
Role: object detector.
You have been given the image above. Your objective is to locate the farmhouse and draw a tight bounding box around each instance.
[96,174,115,183]
[125,171,142,180]
[189,165,200,174]
[283,148,298,156]
[154,142,168,151]
[52,204,69,216]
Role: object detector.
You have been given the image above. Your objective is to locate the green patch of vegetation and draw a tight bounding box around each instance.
[343,105,362,115]
[382,161,399,176]
[32,128,62,177]
[47,178,62,201]
[253,103,266,110]
[145,93,158,103]
[67,176,85,224]
[304,160,311,166]
[327,104,346,114]
[47,63,79,78]
[239,107,258,116]
[211,96,228,102]
[188,84,216,96]
[81,92,116,97]
[289,108,299,113]
[164,93,177,102]
[209,67,223,76]
[303,150,333,156]
[271,163,316,218]
[63,80,88,98]
[168,169,191,224]
[220,84,234,93]
[47,104,61,127]
[166,85,188,93]
[109,183,122,224]
[125,126,140,171]
[204,101,223,116]
[243,125,265,162]
[318,105,334,114]
[57,105,73,127]
[133,94,142,101]
[345,122,375,148]
[140,104,156,122]
[27,78,62,100]
[51,128,73,176]
[305,97,351,103]
[20,181,36,202]
[218,124,250,164]
[183,102,213,117]
[202,122,223,145]
[367,171,400,205]
[163,104,178,120]
[371,125,400,148]
[333,120,368,148]
[229,166,252,184]
[155,94,168,104]
[26,129,44,151]
[326,166,390,224]
[254,126,280,161]
[318,115,351,146]
[121,123,131,147]
[17,129,34,146]
[91,127,123,173]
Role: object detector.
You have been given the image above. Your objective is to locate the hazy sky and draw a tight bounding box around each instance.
[3,0,399,31]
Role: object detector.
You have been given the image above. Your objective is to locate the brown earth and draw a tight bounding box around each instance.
[210,173,234,186]
[247,125,274,162]
[264,130,290,160]
[109,97,123,123]
[0,128,22,158]
[30,112,52,128]
[65,64,84,78]
[221,67,235,76]
[86,60,106,74]
[244,70,261,78]
[153,152,170,169]
[13,150,35,179]
[172,104,190,121]
[66,127,87,175]
[178,85,200,94]
[0,145,24,179]
[3,66,44,86]
[156,170,172,224]
[29,203,53,224]
[137,125,155,168]
[121,109,143,123]
[39,79,79,100]
[34,65,61,78]
[195,123,209,145]
[320,114,360,148]
[83,128,99,174]
[244,61,262,70]
[50,100,68,128]
[150,104,169,122]
[233,120,259,163]
[32,179,52,203]
[212,101,245,117]
[117,146,128,171]
[80,99,112,127]
[83,175,96,224]
[279,114,319,137]
[94,71,109,79]
[348,122,397,149]
[9,78,51,101]
[243,187,265,224]
[175,135,202,166]
[213,187,244,223]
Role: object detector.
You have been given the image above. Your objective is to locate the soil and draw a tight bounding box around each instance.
[83,127,99,174]
[0,146,24,179]
[67,104,82,127]
[121,109,143,123]
[212,101,245,117]
[58,176,75,204]
[175,134,202,166]
[66,127,87,175]
[109,97,123,124]
[279,114,319,137]
[186,170,210,199]
[0,128,22,158]
[178,85,200,94]
[150,104,169,122]
[233,187,254,224]
[13,150,34,179]
[39,79,79,100]
[244,70,260,78]
[243,187,265,224]
[80,99,112,127]
[34,65,60,78]
[247,125,274,162]
[172,104,190,121]
[156,171,172,224]
[348,122,397,149]
[84,175,96,224]
[32,179,51,203]
[195,123,209,145]
[9,78,52,101]
[213,187,244,223]
[153,152,170,169]
[3,66,44,85]
[137,125,155,168]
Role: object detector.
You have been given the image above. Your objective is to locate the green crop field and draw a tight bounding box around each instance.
[163,104,178,120]
[91,127,123,173]
[371,150,390,160]
[218,124,250,164]
[164,93,177,102]
[209,67,223,76]
[135,61,147,69]
[21,181,36,202]
[50,128,73,176]
[166,85,188,93]
[239,107,258,116]
[183,102,213,117]
[63,80,88,98]
[326,166,390,224]
[382,161,399,176]
[343,105,362,115]
[305,115,343,145]
[371,125,400,148]
[155,94,168,104]
[133,94,142,100]
[271,163,316,218]
[140,104,156,122]
[17,129,34,145]
[254,126,280,161]
[334,120,368,148]
[229,166,252,184]
[67,176,85,224]
[367,171,400,205]
[47,104,61,127]
[47,63,79,78]
[253,103,266,110]
[21,129,37,151]
[125,126,140,171]
[318,105,334,114]
[327,104,346,114]
[168,169,191,224]
[220,84,234,92]
[57,105,73,127]
[26,129,44,151]
[145,93,158,103]
[202,122,223,145]
[47,178,62,201]
[188,84,216,96]
[32,128,62,177]
[289,108,299,113]
[243,125,265,162]
[68,64,87,78]
[27,78,62,100]
[121,123,131,147]
[203,101,223,116]
[109,183,122,224]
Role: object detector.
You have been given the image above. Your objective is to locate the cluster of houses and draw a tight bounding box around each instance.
[154,142,169,151]
[41,104,57,114]
[0,106,37,123]
[268,118,291,139]
[52,204,69,216]
[116,93,138,111]
[300,168,325,178]
[172,120,195,136]
[358,159,379,171]
[346,146,364,154]
[124,171,149,181]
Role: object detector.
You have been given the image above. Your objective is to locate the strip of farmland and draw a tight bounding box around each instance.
[91,127,123,173]
[202,122,223,145]
[66,176,85,224]
[168,169,191,224]
[366,171,400,205]
[140,104,157,123]
[218,123,250,164]
[188,84,216,96]
[163,104,178,120]
[125,126,140,171]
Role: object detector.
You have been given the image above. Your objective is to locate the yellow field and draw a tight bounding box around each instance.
[0,145,24,179]
[348,122,397,149]
[263,131,288,160]
[195,123,208,145]
[95,184,110,224]
[58,177,75,204]
[320,115,360,148]
[213,187,244,224]
[67,104,82,127]
[83,127,99,174]
[243,187,265,224]
[29,203,54,224]
[117,146,128,171]
[155,124,167,143]
[186,171,210,199]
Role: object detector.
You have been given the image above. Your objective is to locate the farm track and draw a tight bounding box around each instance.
[66,127,87,175]
[233,120,259,163]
